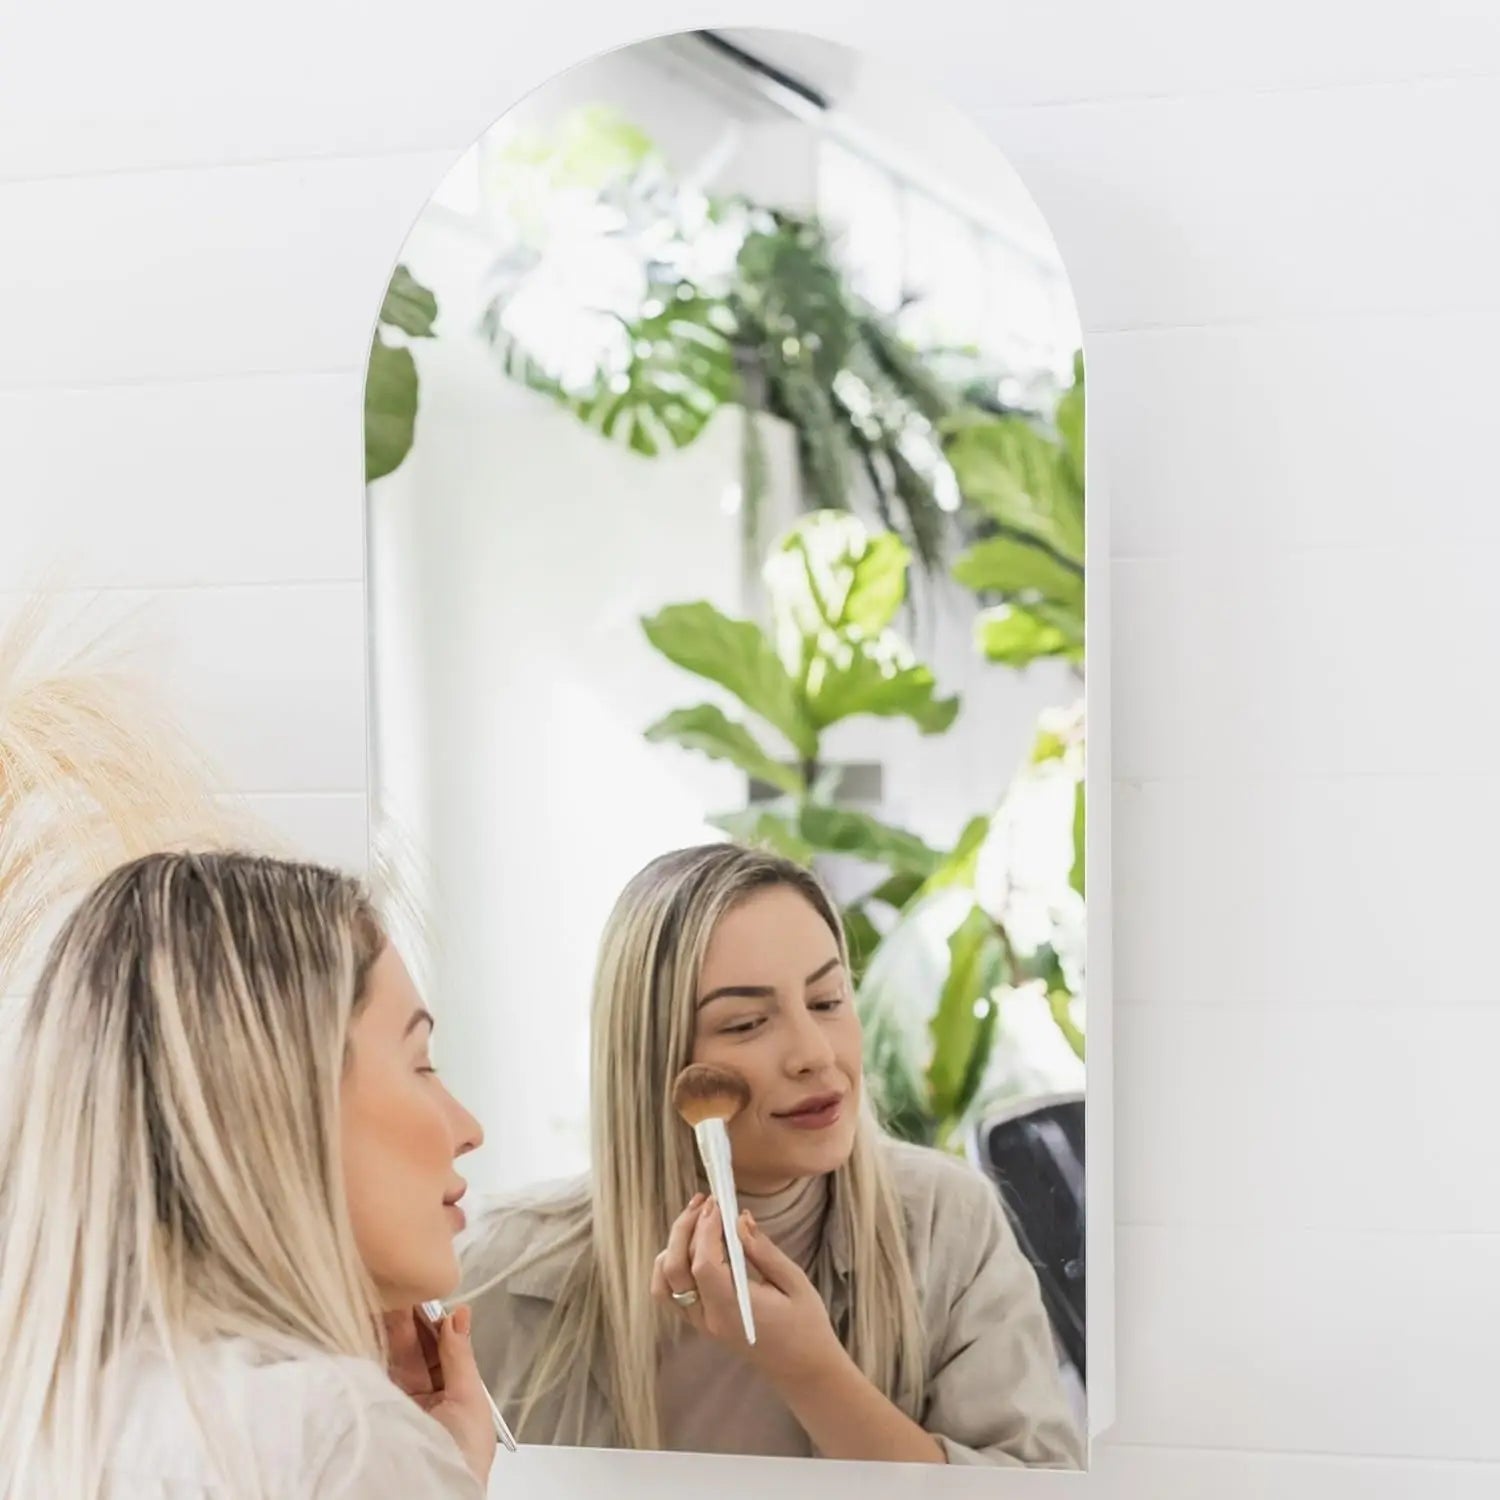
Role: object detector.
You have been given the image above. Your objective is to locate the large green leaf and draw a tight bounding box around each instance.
[804,636,959,734]
[769,511,910,638]
[952,534,1084,614]
[868,870,926,912]
[575,289,738,456]
[379,265,438,339]
[365,335,419,483]
[925,814,992,893]
[858,997,937,1146]
[642,603,816,759]
[643,705,805,796]
[976,606,1082,668]
[945,413,1084,566]
[926,906,1004,1124]
[798,803,942,876]
[709,807,814,864]
[868,812,989,913]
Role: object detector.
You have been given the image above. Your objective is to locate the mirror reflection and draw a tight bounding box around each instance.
[366,26,1088,1469]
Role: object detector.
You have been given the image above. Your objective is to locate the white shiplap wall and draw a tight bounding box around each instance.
[3,2,1498,1497]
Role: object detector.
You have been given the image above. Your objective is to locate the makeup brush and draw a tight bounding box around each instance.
[671,1064,756,1346]
[419,1300,518,1452]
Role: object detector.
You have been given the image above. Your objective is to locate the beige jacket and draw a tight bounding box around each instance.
[98,1339,483,1500]
[460,1140,1084,1468]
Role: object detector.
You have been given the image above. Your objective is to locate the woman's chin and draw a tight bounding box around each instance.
[412,1245,464,1305]
[776,1131,856,1180]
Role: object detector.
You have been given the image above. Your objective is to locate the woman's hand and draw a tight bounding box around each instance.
[650,1195,845,1389]
[384,1304,497,1487]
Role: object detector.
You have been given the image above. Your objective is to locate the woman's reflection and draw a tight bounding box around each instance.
[459,843,1082,1466]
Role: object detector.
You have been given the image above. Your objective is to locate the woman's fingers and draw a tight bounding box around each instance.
[737,1210,803,1295]
[414,1308,444,1389]
[655,1195,709,1329]
[384,1308,438,1397]
[425,1305,499,1486]
[689,1198,743,1337]
[434,1303,484,1402]
[660,1192,705,1293]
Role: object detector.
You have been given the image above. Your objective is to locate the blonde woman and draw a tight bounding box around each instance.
[459,842,1083,1467]
[0,851,497,1499]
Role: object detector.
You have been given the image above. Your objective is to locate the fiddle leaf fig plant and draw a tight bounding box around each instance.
[640,509,956,874]
[946,353,1085,668]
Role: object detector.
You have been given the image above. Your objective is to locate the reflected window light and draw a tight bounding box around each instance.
[900,193,986,353]
[815,138,904,313]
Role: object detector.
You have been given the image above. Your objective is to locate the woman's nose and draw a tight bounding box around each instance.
[447,1089,485,1156]
[783,1009,837,1074]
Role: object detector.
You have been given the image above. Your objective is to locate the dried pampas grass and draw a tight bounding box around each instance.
[0,590,268,995]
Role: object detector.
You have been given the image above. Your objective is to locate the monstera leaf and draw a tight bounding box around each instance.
[485,285,738,457]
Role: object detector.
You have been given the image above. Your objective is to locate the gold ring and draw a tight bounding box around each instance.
[670,1287,700,1308]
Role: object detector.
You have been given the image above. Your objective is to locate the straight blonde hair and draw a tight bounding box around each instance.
[487,842,927,1450]
[0,851,389,1500]
[0,592,388,1499]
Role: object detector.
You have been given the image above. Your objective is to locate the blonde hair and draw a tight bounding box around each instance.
[494,842,927,1449]
[0,593,382,1499]
[0,850,388,1500]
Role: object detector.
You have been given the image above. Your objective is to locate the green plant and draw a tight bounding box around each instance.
[641,509,1084,1152]
[854,697,1085,1150]
[477,108,958,571]
[640,510,958,917]
[365,265,439,483]
[946,352,1085,668]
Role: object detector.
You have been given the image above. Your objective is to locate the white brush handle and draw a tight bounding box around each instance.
[694,1119,756,1345]
[420,1300,518,1451]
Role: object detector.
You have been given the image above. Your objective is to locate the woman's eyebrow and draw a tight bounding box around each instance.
[403,1008,436,1037]
[697,958,842,1008]
[696,985,773,1009]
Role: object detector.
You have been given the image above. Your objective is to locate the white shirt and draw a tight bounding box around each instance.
[96,1339,483,1500]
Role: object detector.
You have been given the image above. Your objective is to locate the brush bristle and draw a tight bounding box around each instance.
[671,1064,751,1126]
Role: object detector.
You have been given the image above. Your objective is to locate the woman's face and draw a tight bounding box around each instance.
[340,945,484,1310]
[690,884,862,1195]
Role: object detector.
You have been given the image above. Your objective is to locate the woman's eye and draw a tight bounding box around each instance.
[811,996,844,1013]
[722,1018,765,1036]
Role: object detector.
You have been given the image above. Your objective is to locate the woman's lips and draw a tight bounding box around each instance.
[443,1185,468,1231]
[774,1095,844,1131]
